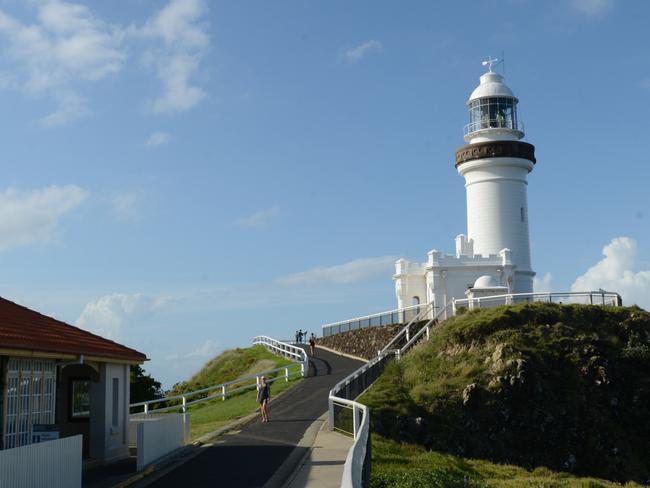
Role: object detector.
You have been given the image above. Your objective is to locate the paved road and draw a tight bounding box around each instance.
[146,347,362,488]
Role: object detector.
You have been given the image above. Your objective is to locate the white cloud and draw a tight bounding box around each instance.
[109,192,143,223]
[145,131,171,147]
[76,292,168,341]
[569,0,613,16]
[533,272,553,293]
[166,339,219,361]
[237,206,280,228]
[0,185,87,250]
[0,0,210,124]
[342,40,382,63]
[134,0,209,113]
[278,256,398,286]
[571,237,650,309]
[0,1,125,125]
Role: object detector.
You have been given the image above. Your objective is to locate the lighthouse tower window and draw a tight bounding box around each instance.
[468,97,518,133]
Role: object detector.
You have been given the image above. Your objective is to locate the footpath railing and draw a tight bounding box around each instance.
[130,336,308,415]
[453,291,621,312]
[322,302,431,337]
[328,290,622,487]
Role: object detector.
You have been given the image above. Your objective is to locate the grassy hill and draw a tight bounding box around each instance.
[171,344,295,394]
[360,303,650,485]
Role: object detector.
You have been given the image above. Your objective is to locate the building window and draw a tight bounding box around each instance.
[521,207,526,222]
[4,359,56,449]
[112,378,119,427]
[70,379,90,420]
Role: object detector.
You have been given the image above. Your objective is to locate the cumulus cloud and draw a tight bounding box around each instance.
[342,40,382,63]
[145,131,171,147]
[278,256,398,286]
[571,237,650,309]
[76,292,168,341]
[0,185,87,250]
[166,339,219,361]
[533,272,553,293]
[133,0,209,113]
[237,206,280,228]
[0,0,210,124]
[0,1,125,125]
[569,0,613,16]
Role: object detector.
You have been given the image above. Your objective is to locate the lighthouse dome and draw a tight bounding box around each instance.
[473,275,500,289]
[468,72,517,103]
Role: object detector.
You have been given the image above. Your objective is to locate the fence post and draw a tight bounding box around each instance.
[144,403,148,415]
[222,385,227,401]
[285,367,289,382]
[426,326,430,340]
[353,406,359,439]
[328,397,335,431]
[406,325,410,342]
[182,396,187,413]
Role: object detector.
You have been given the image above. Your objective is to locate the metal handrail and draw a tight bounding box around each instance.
[379,301,434,354]
[454,290,621,310]
[321,302,427,337]
[130,336,308,415]
[398,301,455,356]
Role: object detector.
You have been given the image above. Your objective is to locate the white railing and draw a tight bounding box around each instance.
[329,290,623,487]
[454,290,621,312]
[329,352,390,488]
[130,337,308,415]
[322,302,432,337]
[0,435,82,488]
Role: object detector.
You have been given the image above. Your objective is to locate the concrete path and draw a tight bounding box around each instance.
[283,414,353,488]
[141,347,362,488]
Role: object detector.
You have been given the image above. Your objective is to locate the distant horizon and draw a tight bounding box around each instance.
[0,0,647,388]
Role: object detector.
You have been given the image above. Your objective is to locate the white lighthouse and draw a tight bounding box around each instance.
[394,59,536,311]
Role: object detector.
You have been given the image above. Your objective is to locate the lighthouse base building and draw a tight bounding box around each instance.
[395,62,536,313]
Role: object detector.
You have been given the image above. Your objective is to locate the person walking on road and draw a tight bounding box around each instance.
[309,333,316,356]
[257,376,271,422]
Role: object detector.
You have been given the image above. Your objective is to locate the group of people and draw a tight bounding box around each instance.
[295,329,316,355]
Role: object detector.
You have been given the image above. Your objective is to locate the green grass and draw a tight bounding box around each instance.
[371,435,644,488]
[175,344,296,391]
[164,344,303,440]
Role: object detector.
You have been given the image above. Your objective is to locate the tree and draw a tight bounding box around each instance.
[130,365,164,403]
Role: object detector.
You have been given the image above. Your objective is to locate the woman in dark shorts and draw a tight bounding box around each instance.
[257,376,270,422]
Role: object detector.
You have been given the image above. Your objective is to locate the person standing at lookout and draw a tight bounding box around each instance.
[257,376,270,422]
[309,333,316,356]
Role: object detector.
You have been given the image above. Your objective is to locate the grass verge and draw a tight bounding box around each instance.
[371,434,644,488]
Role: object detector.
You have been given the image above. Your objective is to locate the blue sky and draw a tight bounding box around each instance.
[0,0,648,387]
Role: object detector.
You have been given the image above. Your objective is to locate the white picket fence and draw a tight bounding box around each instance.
[0,435,82,488]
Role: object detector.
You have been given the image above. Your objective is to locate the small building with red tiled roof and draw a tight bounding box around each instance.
[0,297,146,462]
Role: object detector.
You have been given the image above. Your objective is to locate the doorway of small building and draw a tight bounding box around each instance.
[58,363,98,458]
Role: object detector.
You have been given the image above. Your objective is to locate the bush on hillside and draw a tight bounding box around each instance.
[361,303,650,483]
